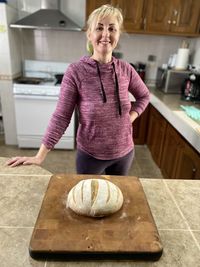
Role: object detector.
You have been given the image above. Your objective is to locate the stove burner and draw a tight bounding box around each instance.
[15,77,44,85]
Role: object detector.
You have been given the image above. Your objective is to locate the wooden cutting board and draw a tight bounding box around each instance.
[29,174,163,261]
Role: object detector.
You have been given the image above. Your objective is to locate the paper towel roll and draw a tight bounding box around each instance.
[175,48,189,70]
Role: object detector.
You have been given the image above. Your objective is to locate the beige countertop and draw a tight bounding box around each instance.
[149,88,200,153]
[0,156,200,266]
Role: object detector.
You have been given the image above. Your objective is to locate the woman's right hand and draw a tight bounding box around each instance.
[6,144,50,167]
[6,156,43,167]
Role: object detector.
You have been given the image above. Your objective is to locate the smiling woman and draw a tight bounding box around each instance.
[7,4,150,177]
[86,5,123,62]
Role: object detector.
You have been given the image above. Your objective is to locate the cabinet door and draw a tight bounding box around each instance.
[86,0,113,20]
[132,104,149,145]
[160,124,182,179]
[170,0,200,34]
[113,0,145,31]
[175,141,200,179]
[145,0,173,32]
[147,105,167,167]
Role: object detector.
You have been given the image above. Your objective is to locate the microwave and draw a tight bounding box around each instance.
[156,67,191,94]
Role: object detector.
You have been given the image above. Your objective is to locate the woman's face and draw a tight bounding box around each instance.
[88,16,120,59]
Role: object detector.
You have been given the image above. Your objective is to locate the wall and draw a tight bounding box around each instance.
[20,29,198,83]
[0,2,21,145]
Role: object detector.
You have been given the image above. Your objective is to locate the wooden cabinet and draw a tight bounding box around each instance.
[86,0,200,35]
[175,138,200,179]
[113,0,145,31]
[161,123,183,179]
[146,0,200,34]
[132,104,149,145]
[146,105,167,167]
[146,105,200,179]
[161,122,200,179]
[86,0,145,32]
[86,0,113,20]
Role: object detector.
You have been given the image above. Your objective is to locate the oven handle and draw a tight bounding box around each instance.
[14,94,58,100]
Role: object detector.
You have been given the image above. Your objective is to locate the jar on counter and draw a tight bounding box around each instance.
[145,55,157,85]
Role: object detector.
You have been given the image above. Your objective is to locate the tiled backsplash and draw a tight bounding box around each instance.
[20,29,198,82]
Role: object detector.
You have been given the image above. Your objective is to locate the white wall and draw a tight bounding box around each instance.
[19,29,197,77]
[0,3,21,145]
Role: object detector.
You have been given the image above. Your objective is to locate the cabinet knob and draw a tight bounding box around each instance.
[168,20,171,24]
[192,168,197,179]
[192,168,196,173]
[173,9,178,16]
[172,20,176,25]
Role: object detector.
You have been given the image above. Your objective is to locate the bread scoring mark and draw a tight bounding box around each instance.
[81,180,85,203]
[72,187,76,204]
[106,181,111,203]
[91,179,99,206]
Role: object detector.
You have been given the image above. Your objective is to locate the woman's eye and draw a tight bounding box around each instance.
[96,26,103,31]
[109,27,116,32]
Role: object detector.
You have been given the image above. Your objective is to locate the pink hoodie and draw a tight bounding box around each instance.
[42,56,150,160]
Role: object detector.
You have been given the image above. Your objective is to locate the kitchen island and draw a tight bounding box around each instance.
[0,157,200,267]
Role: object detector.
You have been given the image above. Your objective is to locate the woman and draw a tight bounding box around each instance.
[7,4,150,175]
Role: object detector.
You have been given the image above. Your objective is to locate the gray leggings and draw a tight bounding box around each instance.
[76,149,134,175]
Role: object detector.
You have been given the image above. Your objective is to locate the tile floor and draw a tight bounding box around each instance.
[0,135,163,178]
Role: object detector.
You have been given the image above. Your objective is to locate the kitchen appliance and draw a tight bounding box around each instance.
[175,48,189,70]
[13,60,75,149]
[29,174,163,260]
[181,72,200,102]
[175,40,190,70]
[10,0,81,31]
[156,67,190,94]
[130,62,146,81]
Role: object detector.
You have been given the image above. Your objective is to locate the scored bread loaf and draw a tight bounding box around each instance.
[66,178,124,217]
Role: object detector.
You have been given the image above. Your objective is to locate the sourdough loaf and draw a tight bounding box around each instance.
[67,178,123,217]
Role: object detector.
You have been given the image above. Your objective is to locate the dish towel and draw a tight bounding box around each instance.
[180,105,200,121]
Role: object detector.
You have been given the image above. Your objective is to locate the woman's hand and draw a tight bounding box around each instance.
[6,144,50,167]
[130,111,139,123]
[6,156,43,167]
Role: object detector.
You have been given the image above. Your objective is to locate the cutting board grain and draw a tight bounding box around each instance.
[29,174,163,260]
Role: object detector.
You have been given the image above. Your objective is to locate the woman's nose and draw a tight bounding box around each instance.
[102,29,110,37]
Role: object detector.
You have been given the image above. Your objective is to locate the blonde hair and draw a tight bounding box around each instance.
[86,4,123,55]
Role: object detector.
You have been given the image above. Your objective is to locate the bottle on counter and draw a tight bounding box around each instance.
[145,55,157,86]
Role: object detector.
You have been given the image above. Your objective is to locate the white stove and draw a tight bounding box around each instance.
[13,60,75,149]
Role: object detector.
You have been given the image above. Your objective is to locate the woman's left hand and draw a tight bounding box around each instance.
[130,111,139,123]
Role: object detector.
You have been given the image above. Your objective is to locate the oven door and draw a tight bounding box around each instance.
[14,94,75,149]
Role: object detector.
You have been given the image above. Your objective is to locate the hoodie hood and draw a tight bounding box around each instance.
[80,55,117,67]
[80,56,122,115]
[10,0,81,31]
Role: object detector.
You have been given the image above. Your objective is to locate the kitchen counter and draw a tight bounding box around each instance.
[0,157,200,267]
[149,88,200,153]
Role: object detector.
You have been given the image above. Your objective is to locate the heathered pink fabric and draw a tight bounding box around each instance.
[42,56,150,160]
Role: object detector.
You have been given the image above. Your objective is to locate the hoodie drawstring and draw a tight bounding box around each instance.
[96,61,122,116]
[96,62,107,103]
[112,62,122,116]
